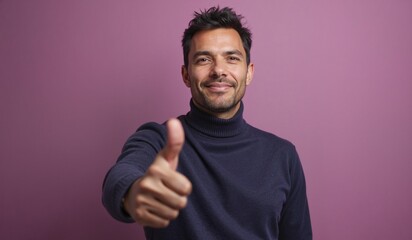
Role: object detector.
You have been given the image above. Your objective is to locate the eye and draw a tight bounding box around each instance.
[227,56,241,62]
[195,57,211,65]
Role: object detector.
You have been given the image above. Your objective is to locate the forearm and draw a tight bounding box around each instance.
[102,163,143,222]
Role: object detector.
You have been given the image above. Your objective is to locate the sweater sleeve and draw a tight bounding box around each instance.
[278,146,312,240]
[101,122,167,222]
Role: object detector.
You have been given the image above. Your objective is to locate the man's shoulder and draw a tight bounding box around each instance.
[123,121,168,147]
[130,116,187,142]
[247,124,296,150]
[136,121,166,133]
[135,116,187,135]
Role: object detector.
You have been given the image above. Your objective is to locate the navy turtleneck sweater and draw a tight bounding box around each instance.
[102,101,312,240]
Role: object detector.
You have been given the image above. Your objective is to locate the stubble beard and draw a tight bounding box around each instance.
[198,87,245,114]
[203,96,237,113]
[191,76,246,114]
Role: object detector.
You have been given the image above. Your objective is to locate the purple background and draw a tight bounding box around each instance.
[1,0,411,239]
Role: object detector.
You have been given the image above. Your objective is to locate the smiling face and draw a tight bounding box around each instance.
[182,28,254,119]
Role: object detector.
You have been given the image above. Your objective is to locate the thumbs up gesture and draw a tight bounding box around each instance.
[123,119,192,228]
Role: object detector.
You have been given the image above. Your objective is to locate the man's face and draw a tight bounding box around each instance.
[182,28,254,119]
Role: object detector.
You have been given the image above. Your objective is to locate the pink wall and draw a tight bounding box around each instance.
[1,0,411,239]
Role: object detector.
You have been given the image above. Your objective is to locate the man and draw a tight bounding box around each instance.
[102,6,312,240]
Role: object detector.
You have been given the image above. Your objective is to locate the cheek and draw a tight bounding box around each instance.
[234,71,248,86]
[189,73,207,87]
[187,76,202,91]
[191,66,210,77]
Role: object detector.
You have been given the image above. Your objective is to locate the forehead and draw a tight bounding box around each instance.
[189,28,245,54]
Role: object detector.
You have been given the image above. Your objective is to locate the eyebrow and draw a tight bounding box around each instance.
[192,50,244,59]
[224,50,244,57]
[192,51,212,59]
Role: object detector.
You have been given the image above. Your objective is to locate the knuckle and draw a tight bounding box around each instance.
[168,210,179,220]
[135,195,145,205]
[183,181,192,195]
[177,196,188,209]
[158,220,170,228]
[147,164,163,177]
[134,208,146,220]
[136,178,150,191]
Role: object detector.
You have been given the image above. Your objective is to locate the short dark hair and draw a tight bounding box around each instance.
[182,6,252,68]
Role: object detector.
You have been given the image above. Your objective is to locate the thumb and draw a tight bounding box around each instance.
[161,118,185,170]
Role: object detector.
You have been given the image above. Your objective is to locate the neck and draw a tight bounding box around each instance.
[185,99,247,138]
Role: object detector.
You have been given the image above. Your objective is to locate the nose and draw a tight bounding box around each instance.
[210,58,227,79]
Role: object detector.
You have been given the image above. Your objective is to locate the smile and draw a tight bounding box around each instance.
[204,82,234,93]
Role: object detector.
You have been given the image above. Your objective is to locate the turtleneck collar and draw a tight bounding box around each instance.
[184,100,247,138]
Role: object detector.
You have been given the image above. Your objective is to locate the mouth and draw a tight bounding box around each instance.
[205,82,233,92]
[204,79,235,93]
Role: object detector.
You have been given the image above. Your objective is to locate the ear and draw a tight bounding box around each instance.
[181,65,191,88]
[246,63,254,85]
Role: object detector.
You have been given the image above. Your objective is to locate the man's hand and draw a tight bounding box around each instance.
[123,119,192,228]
